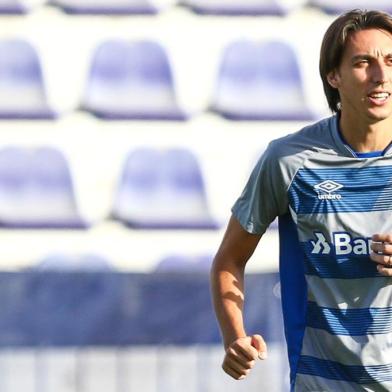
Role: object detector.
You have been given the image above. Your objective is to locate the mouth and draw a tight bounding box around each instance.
[367,91,391,104]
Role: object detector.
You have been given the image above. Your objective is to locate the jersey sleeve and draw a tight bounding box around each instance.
[231,141,289,235]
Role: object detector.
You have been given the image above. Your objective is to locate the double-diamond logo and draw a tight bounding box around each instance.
[314,180,343,200]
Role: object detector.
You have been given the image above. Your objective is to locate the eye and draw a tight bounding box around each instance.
[353,59,368,67]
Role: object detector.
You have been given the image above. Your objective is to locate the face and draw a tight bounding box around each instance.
[328,28,392,125]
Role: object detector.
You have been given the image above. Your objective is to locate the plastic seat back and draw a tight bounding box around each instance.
[155,254,213,272]
[50,0,160,14]
[31,253,114,271]
[0,39,55,119]
[309,0,392,14]
[211,39,314,121]
[112,147,218,229]
[0,146,86,228]
[182,0,306,15]
[82,40,187,120]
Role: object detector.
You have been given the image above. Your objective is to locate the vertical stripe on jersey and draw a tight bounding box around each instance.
[278,213,307,389]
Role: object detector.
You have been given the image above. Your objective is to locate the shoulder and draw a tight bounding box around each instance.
[253,116,337,183]
[266,116,336,161]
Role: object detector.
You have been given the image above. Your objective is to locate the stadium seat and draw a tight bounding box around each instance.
[81,40,188,120]
[111,147,219,229]
[29,253,114,271]
[309,0,392,14]
[181,0,306,15]
[0,0,30,13]
[50,0,163,15]
[154,254,213,272]
[0,146,88,228]
[210,39,315,121]
[0,39,56,119]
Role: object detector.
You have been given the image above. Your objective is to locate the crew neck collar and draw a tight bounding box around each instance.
[330,114,392,158]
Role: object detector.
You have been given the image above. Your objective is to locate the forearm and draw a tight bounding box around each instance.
[211,258,247,349]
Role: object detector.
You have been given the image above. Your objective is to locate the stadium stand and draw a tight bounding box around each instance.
[111,147,219,229]
[210,39,316,121]
[0,39,57,119]
[49,0,166,15]
[309,0,392,14]
[0,146,89,229]
[0,3,334,390]
[80,40,188,120]
[180,0,307,16]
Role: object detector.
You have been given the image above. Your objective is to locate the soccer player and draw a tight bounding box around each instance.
[211,9,392,391]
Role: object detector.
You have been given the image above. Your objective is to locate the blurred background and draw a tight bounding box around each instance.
[0,0,385,391]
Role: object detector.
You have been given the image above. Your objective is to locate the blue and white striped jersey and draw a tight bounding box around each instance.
[232,114,392,391]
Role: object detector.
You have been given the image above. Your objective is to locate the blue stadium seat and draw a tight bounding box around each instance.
[309,0,392,14]
[111,147,219,229]
[30,253,114,271]
[154,254,213,272]
[0,146,88,228]
[0,39,56,119]
[181,0,306,15]
[0,0,30,13]
[210,39,315,121]
[50,0,161,14]
[81,40,188,120]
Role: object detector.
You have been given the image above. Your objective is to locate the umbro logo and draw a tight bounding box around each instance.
[314,180,343,200]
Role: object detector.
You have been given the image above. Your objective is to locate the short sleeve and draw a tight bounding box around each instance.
[231,141,289,235]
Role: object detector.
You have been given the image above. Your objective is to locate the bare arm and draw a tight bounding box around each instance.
[210,214,267,380]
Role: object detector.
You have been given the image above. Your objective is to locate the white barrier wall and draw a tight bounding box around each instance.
[0,345,289,392]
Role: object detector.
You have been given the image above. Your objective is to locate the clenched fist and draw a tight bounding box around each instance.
[222,334,267,380]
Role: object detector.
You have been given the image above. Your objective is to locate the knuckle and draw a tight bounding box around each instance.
[236,367,249,376]
[240,369,250,377]
[245,360,255,369]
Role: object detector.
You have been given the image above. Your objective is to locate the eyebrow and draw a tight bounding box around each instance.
[351,53,392,64]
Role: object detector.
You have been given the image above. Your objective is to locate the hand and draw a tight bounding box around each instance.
[370,234,392,276]
[222,334,267,380]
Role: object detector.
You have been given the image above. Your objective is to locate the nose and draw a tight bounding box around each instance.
[371,61,391,85]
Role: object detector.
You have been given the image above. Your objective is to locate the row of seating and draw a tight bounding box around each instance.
[1,0,391,15]
[0,38,324,121]
[25,252,213,271]
[0,145,220,230]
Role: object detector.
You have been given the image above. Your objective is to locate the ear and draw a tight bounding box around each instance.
[327,70,340,88]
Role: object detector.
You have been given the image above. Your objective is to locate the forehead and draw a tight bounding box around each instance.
[344,28,392,57]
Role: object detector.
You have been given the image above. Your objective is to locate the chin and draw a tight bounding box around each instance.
[366,108,392,122]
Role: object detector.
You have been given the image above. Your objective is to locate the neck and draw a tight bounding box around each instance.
[339,112,392,153]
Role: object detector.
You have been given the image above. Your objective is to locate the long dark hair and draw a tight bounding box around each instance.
[319,9,392,112]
